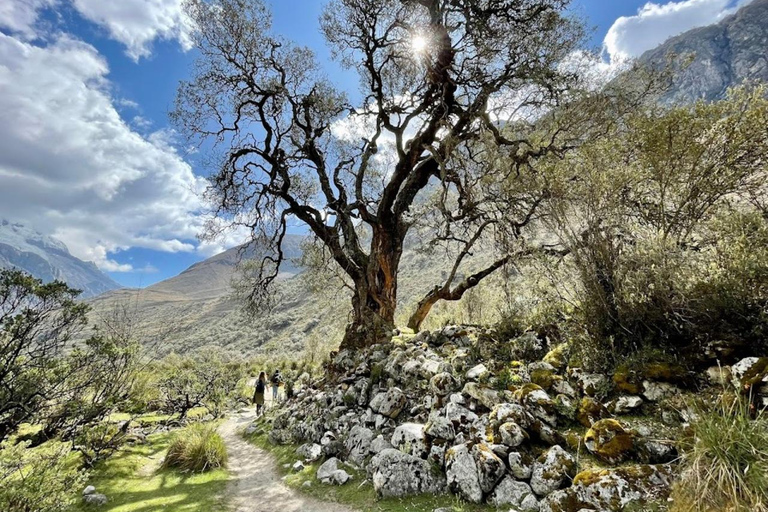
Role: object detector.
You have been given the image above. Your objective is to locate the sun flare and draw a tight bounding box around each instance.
[412,34,429,53]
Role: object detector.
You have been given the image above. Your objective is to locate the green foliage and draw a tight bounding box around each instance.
[0,269,88,441]
[158,353,245,418]
[74,422,126,468]
[539,86,768,369]
[672,397,768,512]
[0,440,86,512]
[163,424,227,473]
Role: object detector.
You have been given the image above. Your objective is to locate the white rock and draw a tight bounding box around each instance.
[82,486,96,496]
[530,445,576,497]
[369,449,446,498]
[467,364,489,380]
[612,396,643,414]
[345,425,374,465]
[317,457,340,481]
[499,422,526,447]
[487,476,539,511]
[391,423,428,459]
[445,444,482,503]
[641,381,679,402]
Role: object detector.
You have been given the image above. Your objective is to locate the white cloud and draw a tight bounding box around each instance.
[0,32,233,271]
[604,0,754,63]
[0,0,56,39]
[71,0,193,61]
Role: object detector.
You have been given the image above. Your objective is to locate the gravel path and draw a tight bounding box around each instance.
[218,406,358,512]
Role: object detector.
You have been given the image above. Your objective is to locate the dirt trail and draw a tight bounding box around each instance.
[218,406,358,512]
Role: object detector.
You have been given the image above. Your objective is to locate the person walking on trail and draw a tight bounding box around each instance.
[252,371,267,416]
[270,370,283,403]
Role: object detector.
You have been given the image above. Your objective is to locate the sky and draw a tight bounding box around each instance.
[0,0,754,288]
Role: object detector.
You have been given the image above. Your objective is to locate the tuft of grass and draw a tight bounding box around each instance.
[671,396,768,512]
[163,423,228,473]
[244,418,494,512]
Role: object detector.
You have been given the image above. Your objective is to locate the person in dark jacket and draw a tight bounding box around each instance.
[270,370,283,403]
[252,371,267,415]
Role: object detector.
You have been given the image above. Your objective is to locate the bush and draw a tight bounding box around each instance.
[0,441,87,512]
[672,397,768,512]
[163,424,227,472]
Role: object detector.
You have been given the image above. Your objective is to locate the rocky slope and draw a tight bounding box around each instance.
[256,327,768,511]
[640,0,768,103]
[0,220,121,298]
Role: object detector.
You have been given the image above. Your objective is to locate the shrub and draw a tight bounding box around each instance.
[671,397,768,512]
[163,424,227,472]
[0,440,87,512]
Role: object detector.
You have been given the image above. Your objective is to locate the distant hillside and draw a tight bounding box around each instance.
[0,220,121,298]
[641,0,768,103]
[86,232,496,357]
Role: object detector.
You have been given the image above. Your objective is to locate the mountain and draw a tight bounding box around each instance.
[0,220,121,298]
[85,233,493,357]
[640,0,768,103]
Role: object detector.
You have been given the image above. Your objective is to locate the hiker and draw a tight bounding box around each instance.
[270,370,283,403]
[252,371,267,416]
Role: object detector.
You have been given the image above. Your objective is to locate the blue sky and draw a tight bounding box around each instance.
[0,0,752,287]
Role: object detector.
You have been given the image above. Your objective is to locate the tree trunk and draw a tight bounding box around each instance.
[407,287,445,332]
[340,227,401,350]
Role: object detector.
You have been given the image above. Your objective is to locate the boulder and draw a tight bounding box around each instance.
[425,414,456,441]
[292,460,305,472]
[508,451,534,480]
[642,381,679,402]
[471,443,506,494]
[611,396,643,415]
[529,361,557,390]
[584,419,635,465]
[369,449,446,498]
[391,423,428,459]
[82,486,96,496]
[575,397,609,427]
[463,383,502,410]
[430,372,458,396]
[328,469,351,485]
[445,444,483,503]
[487,476,539,511]
[345,426,374,465]
[369,388,407,418]
[541,465,673,512]
[297,443,323,462]
[370,434,393,455]
[83,494,108,506]
[498,422,526,447]
[515,384,557,426]
[467,363,489,380]
[317,457,341,481]
[731,357,768,392]
[530,445,576,497]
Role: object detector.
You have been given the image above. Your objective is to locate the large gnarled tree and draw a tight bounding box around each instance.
[175,0,588,348]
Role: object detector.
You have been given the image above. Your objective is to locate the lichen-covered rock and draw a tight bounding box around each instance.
[490,403,533,429]
[345,426,374,465]
[544,465,673,512]
[83,494,108,506]
[498,421,526,447]
[487,476,539,511]
[610,396,643,415]
[584,419,635,465]
[370,434,393,455]
[425,414,456,441]
[515,384,557,426]
[463,382,502,410]
[328,469,351,485]
[467,363,489,380]
[446,444,483,503]
[430,372,458,396]
[642,381,679,402]
[576,397,609,427]
[529,361,557,390]
[471,443,506,493]
[369,387,407,418]
[530,445,576,497]
[369,449,446,498]
[445,402,479,426]
[508,451,535,480]
[543,344,569,371]
[391,423,428,459]
[731,357,768,392]
[577,373,610,397]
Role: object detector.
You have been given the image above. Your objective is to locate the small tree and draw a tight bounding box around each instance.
[175,0,592,347]
[0,270,88,441]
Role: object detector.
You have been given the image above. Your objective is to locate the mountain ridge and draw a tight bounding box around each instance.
[0,220,121,298]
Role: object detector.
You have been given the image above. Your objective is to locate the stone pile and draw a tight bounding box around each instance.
[257,327,768,512]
